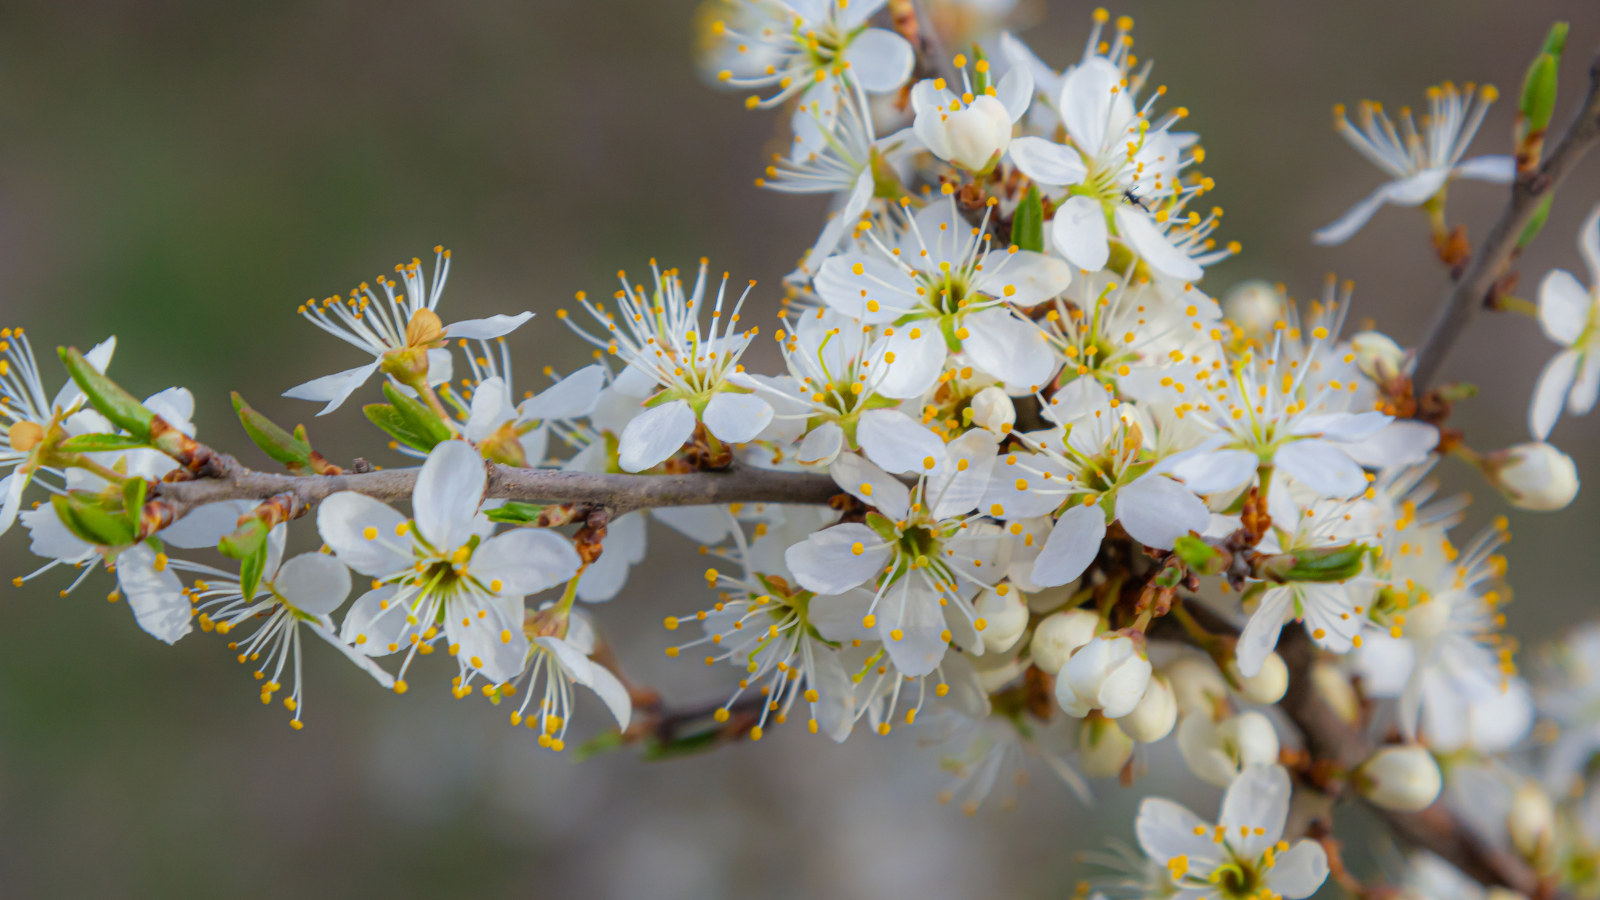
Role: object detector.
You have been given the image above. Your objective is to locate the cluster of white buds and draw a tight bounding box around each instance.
[0,6,1595,898]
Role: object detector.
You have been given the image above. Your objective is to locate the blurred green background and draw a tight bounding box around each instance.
[0,1,1596,897]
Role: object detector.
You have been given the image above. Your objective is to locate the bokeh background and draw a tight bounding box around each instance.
[0,1,1596,897]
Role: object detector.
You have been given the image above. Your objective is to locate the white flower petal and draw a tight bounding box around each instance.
[446,593,527,684]
[877,582,948,677]
[1340,421,1439,468]
[317,493,412,577]
[856,408,945,476]
[339,585,414,655]
[464,376,514,442]
[651,505,733,544]
[282,361,382,416]
[1057,57,1126,155]
[1451,154,1515,183]
[1007,136,1086,186]
[1115,474,1209,550]
[115,544,192,644]
[52,335,115,413]
[1029,504,1105,587]
[702,391,774,443]
[960,307,1060,393]
[445,311,534,340]
[867,325,948,399]
[1571,352,1600,415]
[273,552,351,616]
[796,420,845,467]
[1236,588,1294,678]
[1582,202,1600,287]
[975,249,1072,307]
[1311,182,1397,246]
[473,529,581,596]
[1115,205,1203,282]
[785,523,892,594]
[1051,195,1110,272]
[841,28,913,92]
[1539,269,1591,346]
[1273,439,1368,498]
[929,429,998,519]
[1265,841,1330,899]
[414,440,486,551]
[830,452,910,520]
[1135,797,1219,865]
[995,62,1033,121]
[815,253,911,323]
[519,364,608,420]
[617,399,697,472]
[1386,168,1452,206]
[1290,411,1392,441]
[1530,349,1580,439]
[1220,763,1291,858]
[1165,448,1258,495]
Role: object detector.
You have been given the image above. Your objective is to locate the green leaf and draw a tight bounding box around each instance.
[239,541,268,600]
[52,492,137,548]
[1518,194,1554,250]
[572,729,626,761]
[1273,543,1371,583]
[121,477,148,532]
[57,346,154,440]
[57,433,148,452]
[866,512,898,543]
[1520,52,1559,135]
[382,382,453,450]
[218,518,270,599]
[486,501,547,524]
[1012,185,1045,253]
[1541,20,1569,57]
[363,404,433,452]
[232,392,312,468]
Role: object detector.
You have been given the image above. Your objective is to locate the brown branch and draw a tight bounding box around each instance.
[1412,49,1600,390]
[148,453,841,523]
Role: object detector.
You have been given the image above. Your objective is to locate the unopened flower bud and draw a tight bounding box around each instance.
[1163,654,1228,717]
[1029,608,1098,675]
[1508,782,1556,861]
[1358,745,1442,812]
[922,95,1013,172]
[1350,331,1405,383]
[973,586,1028,653]
[1311,663,1360,724]
[1177,710,1279,787]
[1222,280,1285,339]
[1485,442,1579,511]
[969,386,1015,436]
[1227,651,1288,705]
[1079,712,1135,778]
[1119,674,1177,743]
[1060,633,1152,719]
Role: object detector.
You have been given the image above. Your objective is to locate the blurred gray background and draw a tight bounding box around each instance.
[0,1,1596,897]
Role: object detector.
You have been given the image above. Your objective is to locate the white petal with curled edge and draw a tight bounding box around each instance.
[21,504,92,561]
[975,249,1072,307]
[445,311,533,340]
[651,505,733,545]
[1220,763,1291,857]
[617,399,697,473]
[702,391,773,443]
[317,493,411,577]
[1341,421,1439,468]
[1051,195,1109,272]
[1057,56,1124,154]
[584,659,633,729]
[1030,504,1106,587]
[1135,797,1220,866]
[1114,206,1204,282]
[930,429,998,519]
[959,308,1060,394]
[1164,448,1258,494]
[473,529,581,596]
[831,451,910,520]
[841,28,913,92]
[1265,841,1330,899]
[274,552,351,616]
[796,420,845,467]
[1236,588,1293,677]
[1272,439,1367,498]
[116,544,192,645]
[867,325,947,399]
[856,408,945,476]
[785,523,892,594]
[158,500,256,549]
[52,335,117,414]
[464,376,514,442]
[308,620,394,688]
[1539,269,1591,346]
[1530,349,1580,439]
[1289,411,1392,441]
[519,364,607,420]
[1452,154,1515,183]
[1311,182,1398,246]
[414,440,485,551]
[815,253,913,323]
[1115,475,1209,550]
[282,361,382,416]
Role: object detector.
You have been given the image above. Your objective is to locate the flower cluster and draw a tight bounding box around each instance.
[1,6,1593,898]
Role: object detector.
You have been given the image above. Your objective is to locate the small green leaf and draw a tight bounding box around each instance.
[121,477,148,532]
[232,392,312,469]
[1520,52,1560,135]
[573,729,626,761]
[1518,194,1554,250]
[57,433,148,452]
[382,382,453,450]
[57,346,154,440]
[1272,543,1371,584]
[52,492,137,548]
[218,518,270,599]
[486,501,547,524]
[363,404,433,452]
[1012,185,1045,253]
[239,541,268,599]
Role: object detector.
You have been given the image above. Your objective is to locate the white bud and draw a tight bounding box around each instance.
[1310,663,1361,724]
[1119,674,1177,743]
[969,386,1016,436]
[1227,651,1288,704]
[1222,280,1285,339]
[1162,654,1229,717]
[1061,634,1152,719]
[1079,713,1135,778]
[925,95,1013,172]
[1358,745,1442,812]
[1029,608,1099,675]
[973,586,1028,653]
[1177,710,1280,787]
[1486,442,1580,511]
[1350,331,1405,383]
[1508,782,1556,861]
